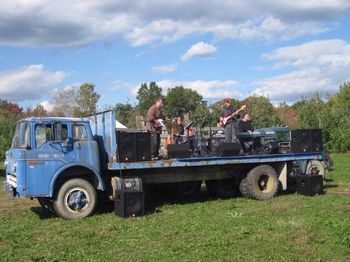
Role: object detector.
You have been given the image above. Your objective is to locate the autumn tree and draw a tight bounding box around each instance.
[52,86,77,116]
[0,99,23,159]
[276,102,297,128]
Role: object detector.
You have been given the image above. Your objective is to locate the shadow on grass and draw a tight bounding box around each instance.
[30,207,56,219]
[29,177,339,219]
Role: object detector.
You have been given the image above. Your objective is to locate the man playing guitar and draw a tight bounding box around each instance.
[220,97,247,143]
[146,97,165,158]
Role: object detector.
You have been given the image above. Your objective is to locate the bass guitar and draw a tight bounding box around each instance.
[220,105,247,128]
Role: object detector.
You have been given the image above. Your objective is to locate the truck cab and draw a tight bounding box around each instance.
[4,117,105,218]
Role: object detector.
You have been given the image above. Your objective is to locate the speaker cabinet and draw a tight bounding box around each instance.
[115,190,145,217]
[291,129,323,153]
[211,137,225,155]
[222,143,241,156]
[117,131,152,162]
[167,144,191,158]
[114,177,144,217]
[296,175,323,196]
[117,132,137,162]
[136,132,152,161]
[311,129,322,152]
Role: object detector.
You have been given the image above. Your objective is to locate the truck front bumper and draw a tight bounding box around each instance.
[3,180,17,198]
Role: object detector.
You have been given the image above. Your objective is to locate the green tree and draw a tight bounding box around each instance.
[243,95,281,129]
[295,93,328,129]
[115,102,136,128]
[163,86,203,117]
[327,82,350,151]
[136,82,162,116]
[75,83,101,117]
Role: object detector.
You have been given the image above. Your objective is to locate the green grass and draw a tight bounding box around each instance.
[1,154,350,261]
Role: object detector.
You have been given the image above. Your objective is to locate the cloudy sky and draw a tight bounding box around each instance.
[0,0,350,109]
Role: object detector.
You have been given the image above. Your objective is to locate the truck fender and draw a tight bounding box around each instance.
[49,162,106,197]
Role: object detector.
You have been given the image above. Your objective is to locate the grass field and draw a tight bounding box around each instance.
[1,153,350,261]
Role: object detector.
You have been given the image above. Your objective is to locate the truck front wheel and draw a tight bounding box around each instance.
[242,165,279,200]
[53,178,97,219]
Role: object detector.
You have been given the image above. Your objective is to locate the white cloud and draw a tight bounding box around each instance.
[151,63,178,73]
[39,100,54,111]
[131,79,242,101]
[0,1,349,47]
[0,64,66,102]
[252,39,350,103]
[181,42,217,61]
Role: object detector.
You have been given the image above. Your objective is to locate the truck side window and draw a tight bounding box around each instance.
[35,123,68,148]
[35,124,47,148]
[72,124,87,141]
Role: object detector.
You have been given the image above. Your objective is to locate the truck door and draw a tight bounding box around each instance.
[25,122,72,196]
[71,123,99,171]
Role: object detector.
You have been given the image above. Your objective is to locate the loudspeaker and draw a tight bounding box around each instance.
[167,144,191,158]
[115,190,145,217]
[263,141,279,154]
[290,129,312,153]
[290,129,323,153]
[296,175,323,196]
[222,143,241,156]
[115,177,144,217]
[136,132,152,161]
[211,137,225,155]
[117,132,137,162]
[311,129,322,152]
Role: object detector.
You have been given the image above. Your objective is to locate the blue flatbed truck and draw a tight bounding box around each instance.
[4,110,326,219]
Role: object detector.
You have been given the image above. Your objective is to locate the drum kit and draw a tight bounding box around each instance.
[170,121,210,156]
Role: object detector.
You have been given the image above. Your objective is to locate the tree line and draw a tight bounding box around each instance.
[1,81,349,159]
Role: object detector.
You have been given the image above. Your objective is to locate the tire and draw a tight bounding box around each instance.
[37,197,54,213]
[306,160,325,178]
[174,181,201,198]
[53,178,97,219]
[244,165,279,200]
[239,177,250,198]
[206,178,238,198]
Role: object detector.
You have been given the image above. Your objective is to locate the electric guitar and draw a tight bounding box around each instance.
[220,105,247,127]
[152,118,166,128]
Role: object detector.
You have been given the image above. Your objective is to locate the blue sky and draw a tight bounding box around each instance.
[0,1,350,110]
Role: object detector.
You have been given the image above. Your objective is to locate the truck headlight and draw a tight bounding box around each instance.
[13,161,17,172]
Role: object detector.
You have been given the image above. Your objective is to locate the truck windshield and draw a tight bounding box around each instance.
[11,121,30,149]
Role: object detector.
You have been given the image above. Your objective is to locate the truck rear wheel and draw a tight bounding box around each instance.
[206,178,238,198]
[53,178,97,219]
[243,165,279,200]
[306,160,325,178]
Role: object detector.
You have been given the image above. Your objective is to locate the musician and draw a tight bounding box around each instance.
[173,116,185,144]
[220,98,246,143]
[238,112,255,153]
[146,97,165,158]
[238,112,254,133]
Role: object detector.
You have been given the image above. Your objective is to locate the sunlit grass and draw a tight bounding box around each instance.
[0,154,349,261]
